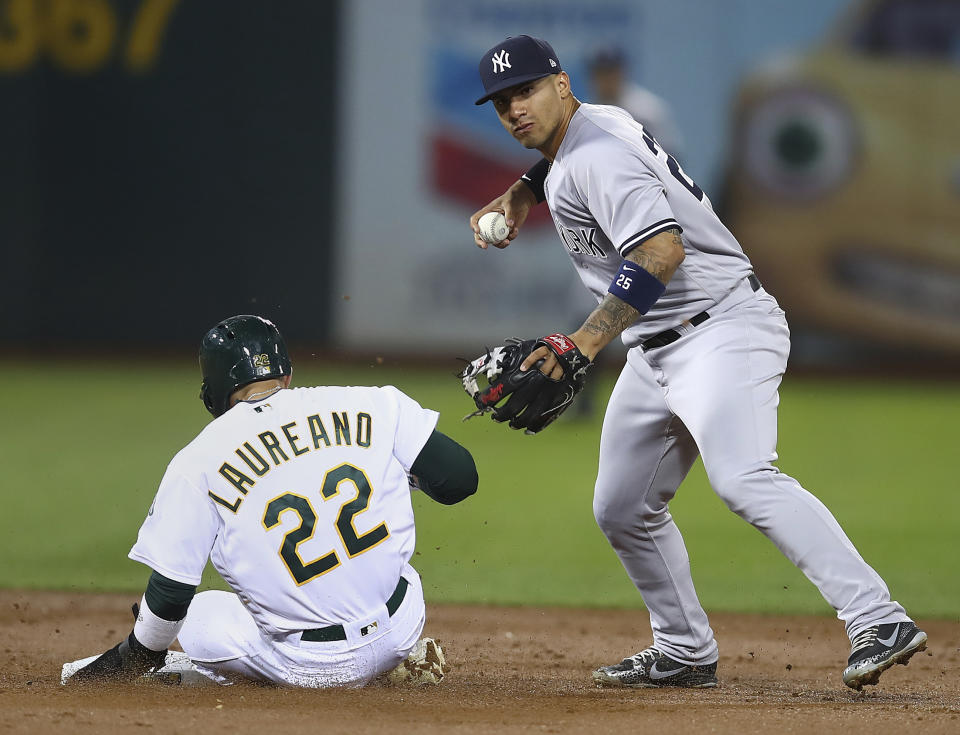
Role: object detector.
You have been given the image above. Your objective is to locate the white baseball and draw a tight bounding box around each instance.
[477,211,510,244]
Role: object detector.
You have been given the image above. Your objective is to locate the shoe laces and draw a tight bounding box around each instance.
[627,647,662,669]
[850,626,878,654]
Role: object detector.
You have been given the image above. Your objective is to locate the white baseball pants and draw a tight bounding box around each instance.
[594,280,910,665]
[176,565,426,687]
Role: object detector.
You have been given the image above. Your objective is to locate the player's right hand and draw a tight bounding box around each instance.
[469,179,537,250]
[72,631,167,682]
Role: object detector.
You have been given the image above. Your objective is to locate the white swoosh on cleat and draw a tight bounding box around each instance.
[876,624,900,647]
[649,662,682,680]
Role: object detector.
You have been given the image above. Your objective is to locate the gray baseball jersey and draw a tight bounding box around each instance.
[544,103,752,345]
[542,103,910,670]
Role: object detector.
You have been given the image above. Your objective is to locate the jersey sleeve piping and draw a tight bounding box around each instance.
[619,219,682,256]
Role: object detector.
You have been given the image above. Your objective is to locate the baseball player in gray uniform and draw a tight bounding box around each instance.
[469,35,926,690]
[68,315,476,688]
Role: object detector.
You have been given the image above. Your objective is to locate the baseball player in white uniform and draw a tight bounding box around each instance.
[469,35,926,690]
[71,315,477,688]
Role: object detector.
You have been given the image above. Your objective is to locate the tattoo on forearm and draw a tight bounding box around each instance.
[629,227,683,283]
[578,228,682,345]
[580,294,639,341]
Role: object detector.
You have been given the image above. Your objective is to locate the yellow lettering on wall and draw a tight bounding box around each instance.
[0,0,179,75]
[0,0,41,72]
[125,0,178,72]
[47,0,116,73]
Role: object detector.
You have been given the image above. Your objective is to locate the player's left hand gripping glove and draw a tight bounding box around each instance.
[460,334,592,435]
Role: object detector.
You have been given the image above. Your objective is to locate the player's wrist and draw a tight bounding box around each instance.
[567,330,603,361]
[133,594,185,652]
[510,178,538,208]
[520,157,549,203]
[126,631,168,667]
[608,261,666,315]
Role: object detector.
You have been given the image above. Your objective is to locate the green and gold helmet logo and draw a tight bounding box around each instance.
[253,353,271,375]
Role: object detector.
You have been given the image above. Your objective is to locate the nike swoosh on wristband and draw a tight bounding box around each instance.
[877,624,900,647]
[649,661,684,680]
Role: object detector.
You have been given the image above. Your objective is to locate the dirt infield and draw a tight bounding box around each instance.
[1,590,957,734]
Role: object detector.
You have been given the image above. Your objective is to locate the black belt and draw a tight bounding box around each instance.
[301,576,409,643]
[641,274,761,352]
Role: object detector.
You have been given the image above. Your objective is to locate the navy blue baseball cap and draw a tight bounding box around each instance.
[475,35,562,105]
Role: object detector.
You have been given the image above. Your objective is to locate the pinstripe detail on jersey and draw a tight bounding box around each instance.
[619,219,682,256]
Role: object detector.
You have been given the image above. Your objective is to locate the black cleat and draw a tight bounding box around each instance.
[593,647,718,689]
[842,621,928,691]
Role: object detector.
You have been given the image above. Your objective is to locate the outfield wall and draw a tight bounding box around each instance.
[0,0,339,348]
[5,0,958,365]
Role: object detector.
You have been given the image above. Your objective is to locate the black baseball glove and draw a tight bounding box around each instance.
[459,334,592,435]
[72,603,167,683]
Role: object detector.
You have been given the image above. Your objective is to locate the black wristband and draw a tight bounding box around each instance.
[520,158,550,204]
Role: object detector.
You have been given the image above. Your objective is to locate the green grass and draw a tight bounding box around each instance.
[3,358,958,618]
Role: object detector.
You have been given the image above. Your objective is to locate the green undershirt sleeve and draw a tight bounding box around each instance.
[409,430,478,505]
[144,571,197,621]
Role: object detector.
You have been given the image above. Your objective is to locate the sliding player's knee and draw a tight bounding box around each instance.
[177,590,244,660]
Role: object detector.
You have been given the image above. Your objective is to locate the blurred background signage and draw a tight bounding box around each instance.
[2,0,957,368]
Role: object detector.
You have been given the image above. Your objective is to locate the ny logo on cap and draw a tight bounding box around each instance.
[492,49,511,73]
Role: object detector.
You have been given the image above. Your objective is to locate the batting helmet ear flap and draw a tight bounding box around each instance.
[200,381,217,416]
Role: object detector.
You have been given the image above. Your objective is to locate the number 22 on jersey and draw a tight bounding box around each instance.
[261,463,389,586]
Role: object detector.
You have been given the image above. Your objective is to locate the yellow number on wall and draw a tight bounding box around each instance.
[0,0,179,74]
[125,0,178,72]
[47,0,116,73]
[0,0,41,72]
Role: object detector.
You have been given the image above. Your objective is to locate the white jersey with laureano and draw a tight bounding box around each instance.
[129,386,438,636]
[544,103,753,346]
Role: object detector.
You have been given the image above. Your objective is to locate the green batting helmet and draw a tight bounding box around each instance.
[199,315,292,417]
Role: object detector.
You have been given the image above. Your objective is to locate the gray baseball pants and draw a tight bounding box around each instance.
[594,281,910,665]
